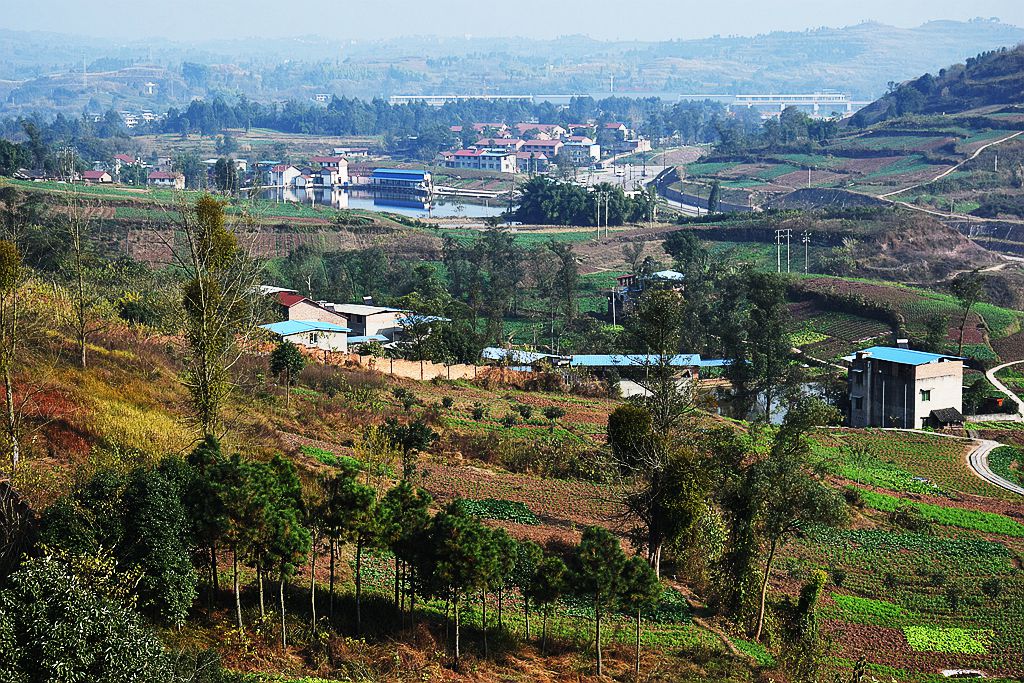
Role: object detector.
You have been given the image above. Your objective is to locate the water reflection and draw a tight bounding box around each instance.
[260,188,505,219]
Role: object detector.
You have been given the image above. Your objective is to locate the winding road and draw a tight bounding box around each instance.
[966,437,1024,496]
[985,360,1024,418]
[879,130,1024,200]
[878,427,1024,495]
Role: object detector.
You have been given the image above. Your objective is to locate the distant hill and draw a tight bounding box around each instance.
[2,19,1024,117]
[853,44,1024,125]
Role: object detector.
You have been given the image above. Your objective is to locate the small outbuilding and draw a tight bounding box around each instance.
[261,320,351,353]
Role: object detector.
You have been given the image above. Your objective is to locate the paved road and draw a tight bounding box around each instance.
[966,437,1024,496]
[879,130,1024,199]
[986,360,1024,417]
[876,427,1024,496]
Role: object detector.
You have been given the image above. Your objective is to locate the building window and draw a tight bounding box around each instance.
[310,333,318,344]
[920,389,931,402]
[853,397,863,410]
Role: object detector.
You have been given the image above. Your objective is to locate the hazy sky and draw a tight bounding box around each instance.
[3,0,1023,42]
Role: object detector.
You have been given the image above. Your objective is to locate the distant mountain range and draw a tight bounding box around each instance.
[1,19,1023,117]
[853,44,1024,124]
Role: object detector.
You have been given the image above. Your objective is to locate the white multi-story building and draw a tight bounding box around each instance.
[442,149,517,174]
[847,346,964,429]
[563,136,601,165]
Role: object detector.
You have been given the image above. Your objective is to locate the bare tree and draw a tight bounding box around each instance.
[622,239,648,274]
[0,239,22,475]
[58,148,106,369]
[165,193,263,438]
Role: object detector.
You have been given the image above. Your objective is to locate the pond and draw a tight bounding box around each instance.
[260,187,506,219]
[717,382,829,425]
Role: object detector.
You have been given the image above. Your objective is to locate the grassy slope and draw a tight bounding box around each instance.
[11,292,1024,681]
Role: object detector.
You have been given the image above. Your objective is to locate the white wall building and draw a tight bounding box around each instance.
[847,346,964,429]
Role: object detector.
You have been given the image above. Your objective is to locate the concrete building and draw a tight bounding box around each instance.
[334,147,371,157]
[275,292,350,328]
[310,156,350,185]
[474,138,524,153]
[82,170,113,184]
[563,136,601,165]
[846,346,964,429]
[516,151,549,173]
[261,320,351,353]
[319,303,410,340]
[442,149,517,174]
[369,168,432,193]
[147,171,185,189]
[268,165,301,187]
[520,139,564,157]
[513,123,567,139]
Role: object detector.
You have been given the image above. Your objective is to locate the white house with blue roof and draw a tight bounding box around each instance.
[261,320,352,353]
[845,346,964,429]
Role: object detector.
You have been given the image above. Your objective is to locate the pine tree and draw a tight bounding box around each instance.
[571,526,628,677]
[525,553,566,652]
[620,556,662,677]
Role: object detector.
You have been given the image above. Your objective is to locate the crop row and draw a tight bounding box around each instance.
[800,526,1015,576]
[811,429,1016,499]
[988,446,1024,486]
[455,498,541,525]
[857,489,1024,537]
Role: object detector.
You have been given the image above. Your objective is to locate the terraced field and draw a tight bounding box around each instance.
[788,301,894,361]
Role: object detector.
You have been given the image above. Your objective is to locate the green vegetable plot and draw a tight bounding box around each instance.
[455,498,541,525]
[902,626,992,654]
[858,489,1024,537]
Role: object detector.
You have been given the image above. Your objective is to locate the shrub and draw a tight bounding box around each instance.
[516,404,533,419]
[500,414,517,428]
[945,583,964,612]
[830,568,847,587]
[890,505,931,533]
[842,486,864,507]
[471,402,487,420]
[981,577,1003,599]
[441,396,454,409]
[542,406,566,421]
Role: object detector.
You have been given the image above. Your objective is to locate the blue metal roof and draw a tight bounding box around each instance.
[570,354,712,368]
[481,347,559,364]
[850,346,964,366]
[261,320,352,336]
[399,314,451,326]
[348,334,389,344]
[372,168,428,180]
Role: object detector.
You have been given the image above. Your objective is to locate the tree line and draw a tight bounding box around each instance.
[0,95,747,167]
[2,428,665,679]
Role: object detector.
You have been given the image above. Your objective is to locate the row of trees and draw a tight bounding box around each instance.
[512,176,658,227]
[26,427,664,677]
[608,382,847,679]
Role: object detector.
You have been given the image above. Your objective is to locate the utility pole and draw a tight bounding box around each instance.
[775,229,782,273]
[598,191,606,239]
[787,229,791,273]
[802,231,811,273]
[775,229,792,273]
